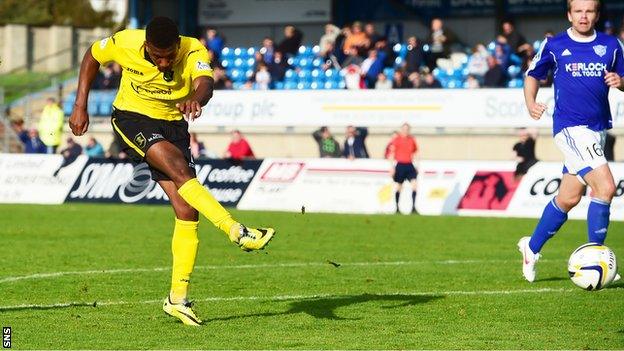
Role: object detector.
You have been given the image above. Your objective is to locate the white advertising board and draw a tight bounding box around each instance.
[197,0,330,25]
[196,88,624,128]
[0,154,88,204]
[238,158,624,221]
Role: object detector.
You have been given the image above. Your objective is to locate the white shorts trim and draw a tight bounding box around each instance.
[553,126,607,179]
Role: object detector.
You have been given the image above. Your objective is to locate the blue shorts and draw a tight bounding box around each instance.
[393,162,418,183]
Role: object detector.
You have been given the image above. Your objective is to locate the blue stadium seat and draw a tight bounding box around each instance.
[99,102,113,116]
[312,57,323,68]
[87,101,99,115]
[311,69,323,80]
[298,69,312,82]
[297,81,312,90]
[246,47,256,57]
[298,45,313,57]
[393,43,407,58]
[507,65,522,78]
[233,47,246,58]
[229,69,246,82]
[284,69,297,82]
[221,58,232,68]
[233,58,245,69]
[533,40,542,51]
[383,67,395,78]
[63,100,74,116]
[422,44,430,53]
[232,81,245,89]
[324,69,338,79]
[284,81,298,89]
[394,56,404,68]
[311,45,321,55]
[221,47,234,59]
[245,58,255,69]
[310,81,322,90]
[273,81,285,90]
[507,79,524,88]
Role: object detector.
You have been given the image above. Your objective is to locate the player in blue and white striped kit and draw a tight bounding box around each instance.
[518,0,624,282]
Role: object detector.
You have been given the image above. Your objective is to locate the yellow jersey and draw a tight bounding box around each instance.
[90,29,213,121]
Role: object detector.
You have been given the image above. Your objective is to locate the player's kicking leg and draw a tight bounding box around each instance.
[146,141,275,252]
[518,173,583,282]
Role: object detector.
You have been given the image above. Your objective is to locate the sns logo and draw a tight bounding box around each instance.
[3,327,10,349]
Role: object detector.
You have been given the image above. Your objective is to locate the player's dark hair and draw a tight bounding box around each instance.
[146,17,179,49]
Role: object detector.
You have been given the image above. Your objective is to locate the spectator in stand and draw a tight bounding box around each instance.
[604,20,615,37]
[204,28,224,61]
[333,25,351,65]
[388,123,419,214]
[408,72,422,88]
[342,47,364,67]
[254,62,271,90]
[213,67,233,90]
[343,21,369,55]
[224,130,255,161]
[13,120,46,154]
[105,139,127,159]
[364,23,381,48]
[422,70,442,88]
[427,18,455,71]
[375,72,393,89]
[60,137,83,162]
[605,133,616,162]
[38,97,64,154]
[260,37,275,64]
[483,55,507,87]
[85,137,105,158]
[375,37,396,68]
[405,36,425,74]
[361,49,385,88]
[321,42,342,71]
[276,25,303,57]
[467,44,489,80]
[493,35,512,70]
[501,20,531,59]
[268,51,290,83]
[513,128,538,179]
[94,63,121,89]
[617,26,624,44]
[342,126,369,159]
[343,64,364,89]
[392,70,411,89]
[465,74,481,89]
[312,126,341,158]
[252,51,265,72]
[190,132,206,160]
[319,23,341,57]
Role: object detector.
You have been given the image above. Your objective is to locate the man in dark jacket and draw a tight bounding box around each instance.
[342,126,369,159]
[276,25,303,57]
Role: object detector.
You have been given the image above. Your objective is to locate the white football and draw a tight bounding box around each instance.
[568,243,618,290]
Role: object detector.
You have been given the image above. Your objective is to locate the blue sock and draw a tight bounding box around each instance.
[587,198,610,244]
[529,198,568,254]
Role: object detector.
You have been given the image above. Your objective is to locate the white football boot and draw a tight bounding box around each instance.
[517,236,540,282]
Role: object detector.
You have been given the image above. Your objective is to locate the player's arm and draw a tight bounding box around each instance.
[523,38,552,120]
[607,41,624,92]
[176,76,214,120]
[523,76,547,120]
[69,49,101,136]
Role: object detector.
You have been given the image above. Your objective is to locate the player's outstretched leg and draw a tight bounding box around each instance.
[178,178,275,251]
[518,198,568,282]
[584,165,616,245]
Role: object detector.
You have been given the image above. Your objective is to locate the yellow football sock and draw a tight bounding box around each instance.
[170,218,199,304]
[178,178,238,235]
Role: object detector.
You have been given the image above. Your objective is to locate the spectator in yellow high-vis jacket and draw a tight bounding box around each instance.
[37,98,65,154]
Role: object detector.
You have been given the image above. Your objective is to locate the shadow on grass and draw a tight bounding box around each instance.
[206,293,443,322]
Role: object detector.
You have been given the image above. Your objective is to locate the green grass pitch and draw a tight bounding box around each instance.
[1,203,623,349]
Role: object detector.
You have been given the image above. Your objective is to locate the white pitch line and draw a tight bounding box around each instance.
[0,259,534,285]
[3,287,621,312]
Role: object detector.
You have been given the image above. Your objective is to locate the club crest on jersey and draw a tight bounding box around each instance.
[134,132,146,149]
[593,45,607,57]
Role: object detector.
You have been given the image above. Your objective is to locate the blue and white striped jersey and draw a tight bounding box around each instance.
[527,28,624,135]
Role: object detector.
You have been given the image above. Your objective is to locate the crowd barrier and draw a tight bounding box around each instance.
[1,153,623,220]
